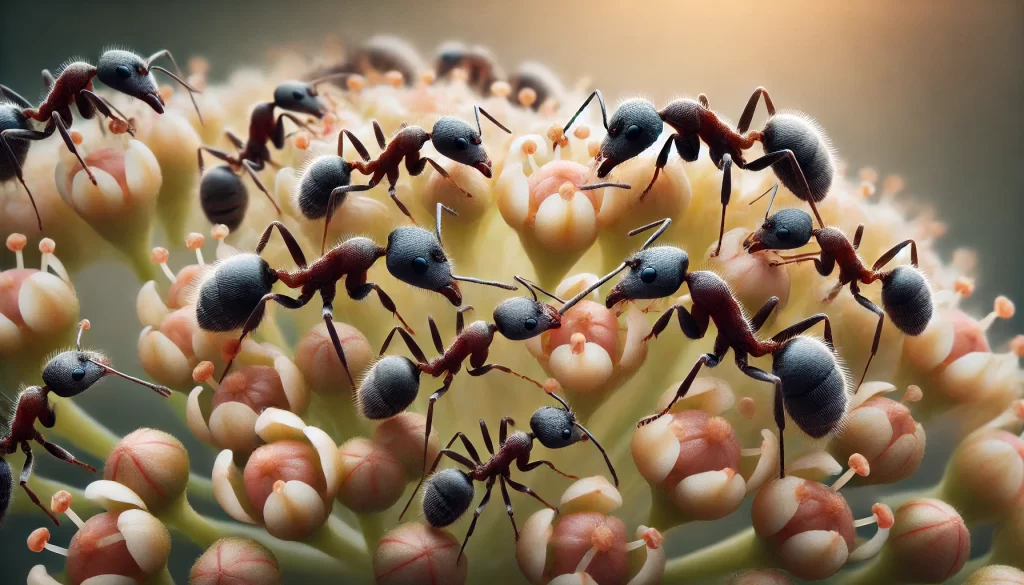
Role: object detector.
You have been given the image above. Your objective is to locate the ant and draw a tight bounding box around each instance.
[564,218,847,478]
[743,184,933,388]
[0,319,170,527]
[316,35,425,87]
[397,404,598,560]
[559,87,835,256]
[0,48,201,230]
[434,44,562,111]
[196,79,332,217]
[316,105,510,238]
[195,204,515,384]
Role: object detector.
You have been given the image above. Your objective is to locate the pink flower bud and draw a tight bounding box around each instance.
[295,321,372,395]
[373,523,467,585]
[64,510,171,585]
[373,413,440,478]
[887,499,970,583]
[832,395,926,484]
[942,429,1024,522]
[548,513,629,585]
[243,441,328,518]
[104,428,189,513]
[190,537,282,585]
[965,565,1024,585]
[336,438,407,513]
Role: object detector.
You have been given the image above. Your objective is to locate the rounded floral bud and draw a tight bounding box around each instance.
[244,441,328,515]
[336,438,407,512]
[707,228,790,310]
[373,523,467,585]
[295,321,372,395]
[105,428,189,513]
[0,234,79,355]
[965,565,1024,585]
[66,510,172,585]
[190,537,282,585]
[373,413,440,478]
[885,499,970,583]
[940,429,1024,523]
[548,512,629,585]
[831,393,926,484]
[752,477,854,581]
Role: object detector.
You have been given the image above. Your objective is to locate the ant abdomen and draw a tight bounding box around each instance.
[356,355,421,420]
[760,114,834,203]
[880,266,933,336]
[199,165,248,231]
[530,406,582,448]
[423,468,475,527]
[42,351,107,397]
[0,106,30,181]
[772,336,848,439]
[296,156,353,220]
[492,297,560,341]
[195,254,279,332]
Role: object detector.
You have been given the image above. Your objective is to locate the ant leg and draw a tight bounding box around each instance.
[427,316,445,354]
[421,374,456,473]
[272,113,316,149]
[372,121,387,149]
[197,146,236,174]
[255,221,307,267]
[458,478,495,560]
[517,456,579,480]
[737,363,786,477]
[18,443,59,526]
[852,224,865,250]
[743,149,824,228]
[321,298,356,389]
[336,129,371,161]
[345,276,414,333]
[749,297,780,333]
[408,156,473,198]
[498,476,518,539]
[0,129,43,230]
[50,112,97,185]
[711,153,733,256]
[0,84,32,108]
[768,314,834,348]
[224,130,245,150]
[644,302,709,342]
[499,416,514,446]
[221,292,313,381]
[378,326,427,362]
[479,420,495,456]
[456,305,474,335]
[78,90,136,135]
[638,352,719,426]
[467,363,544,389]
[736,86,776,134]
[639,134,677,202]
[321,182,376,253]
[399,437,476,520]
[872,239,919,270]
[851,287,885,389]
[241,159,282,214]
[34,432,95,472]
[769,254,821,268]
[385,169,417,224]
[504,475,557,512]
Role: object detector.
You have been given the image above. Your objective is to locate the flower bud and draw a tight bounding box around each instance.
[940,429,1024,523]
[295,321,372,395]
[965,565,1024,585]
[831,390,926,484]
[58,510,171,585]
[373,523,468,585]
[373,413,440,478]
[336,438,407,512]
[0,234,79,355]
[707,228,790,311]
[104,429,189,514]
[190,538,282,585]
[133,110,201,242]
[884,499,970,583]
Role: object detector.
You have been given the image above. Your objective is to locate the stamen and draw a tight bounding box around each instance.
[518,87,537,109]
[574,546,598,574]
[50,491,84,530]
[385,70,405,88]
[211,224,230,262]
[293,134,310,150]
[737,397,756,420]
[902,385,923,404]
[848,504,893,563]
[38,238,55,274]
[70,131,84,146]
[346,75,366,94]
[27,528,68,556]
[520,139,540,173]
[96,532,126,548]
[6,233,26,269]
[193,361,220,392]
[573,125,591,141]
[741,447,762,457]
[419,71,436,86]
[187,233,206,266]
[559,182,576,201]
[151,247,176,283]
[831,453,870,491]
[570,333,587,355]
[978,296,1015,330]
[953,277,975,298]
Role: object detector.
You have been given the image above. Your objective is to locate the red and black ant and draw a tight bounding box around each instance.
[195,204,515,384]
[743,185,933,388]
[0,48,201,230]
[197,79,333,218]
[398,413,580,559]
[559,87,835,256]
[434,43,564,111]
[317,105,510,236]
[0,320,170,527]
[564,218,847,478]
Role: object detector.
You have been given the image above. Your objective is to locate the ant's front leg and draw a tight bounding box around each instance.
[638,134,677,202]
[48,112,97,184]
[406,154,474,198]
[516,454,578,480]
[35,431,95,473]
[638,348,724,427]
[467,348,544,388]
[644,302,709,342]
[749,296,780,333]
[271,113,316,149]
[710,153,734,257]
[345,273,414,332]
[384,167,417,224]
[18,443,59,526]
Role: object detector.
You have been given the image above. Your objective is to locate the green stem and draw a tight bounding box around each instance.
[321,393,368,442]
[50,396,119,459]
[836,557,903,585]
[662,528,771,584]
[187,473,216,502]
[147,566,176,585]
[358,512,386,550]
[10,472,98,517]
[303,515,372,575]
[160,496,222,548]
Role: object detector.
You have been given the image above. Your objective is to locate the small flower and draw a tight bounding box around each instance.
[0,234,78,355]
[132,108,202,242]
[881,498,971,584]
[938,427,1024,524]
[705,227,790,311]
[373,522,468,585]
[831,383,926,484]
[104,428,190,514]
[336,437,407,513]
[294,320,372,396]
[190,537,282,585]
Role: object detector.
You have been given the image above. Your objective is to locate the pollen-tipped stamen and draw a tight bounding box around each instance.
[830,454,870,491]
[50,491,85,530]
[27,528,68,556]
[847,503,894,563]
[7,233,26,269]
[151,248,176,283]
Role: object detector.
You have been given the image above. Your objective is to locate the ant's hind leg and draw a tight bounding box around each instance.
[241,159,281,214]
[255,221,307,267]
[852,288,885,390]
[321,300,356,388]
[872,239,919,270]
[458,478,495,560]
[499,476,518,539]
[711,153,733,256]
[736,86,776,134]
[769,313,833,347]
[737,363,785,477]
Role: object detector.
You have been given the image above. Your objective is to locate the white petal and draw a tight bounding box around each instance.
[125,139,162,200]
[304,425,342,497]
[185,386,214,444]
[777,530,848,581]
[516,509,556,584]
[85,480,148,512]
[136,281,170,328]
[19,272,78,334]
[0,312,23,353]
[80,577,139,585]
[274,355,309,413]
[27,566,63,585]
[559,476,622,515]
[673,470,746,520]
[630,415,680,483]
[751,477,801,537]
[787,450,843,478]
[255,408,307,442]
[495,163,530,229]
[549,574,599,585]
[849,381,896,410]
[212,450,257,524]
[137,329,191,388]
[745,430,779,494]
[117,509,171,573]
[548,342,613,392]
[263,480,328,541]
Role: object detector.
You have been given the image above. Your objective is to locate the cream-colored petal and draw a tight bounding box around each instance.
[631,415,680,483]
[549,574,599,585]
[185,386,214,444]
[124,139,162,200]
[745,430,779,494]
[72,168,123,217]
[27,565,63,585]
[208,403,261,454]
[263,480,328,541]
[902,316,954,372]
[137,329,191,388]
[496,163,530,229]
[548,342,613,392]
[274,355,309,413]
[80,576,138,585]
[617,306,651,372]
[255,408,308,442]
[627,527,666,585]
[837,407,893,460]
[19,272,78,334]
[0,312,23,353]
[777,530,848,581]
[559,476,622,515]
[117,509,172,573]
[212,449,258,525]
[787,450,843,479]
[656,376,735,416]
[849,381,897,410]
[136,281,170,329]
[304,425,342,497]
[85,480,148,512]
[751,477,801,537]
[516,508,556,585]
[555,274,600,302]
[673,470,746,520]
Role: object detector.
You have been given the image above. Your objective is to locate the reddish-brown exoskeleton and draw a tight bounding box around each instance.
[0,320,170,527]
[0,48,200,230]
[398,416,573,559]
[744,187,934,388]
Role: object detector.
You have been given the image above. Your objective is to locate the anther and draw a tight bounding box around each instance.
[831,453,870,491]
[385,70,405,88]
[570,333,587,355]
[573,125,591,141]
[151,247,176,283]
[70,131,84,146]
[50,491,85,529]
[738,397,756,420]
[518,87,537,109]
[193,361,220,392]
[558,182,576,201]
[7,233,26,269]
[902,385,923,404]
[27,528,68,556]
[346,75,366,93]
[293,134,310,150]
[187,233,206,266]
[953,277,975,298]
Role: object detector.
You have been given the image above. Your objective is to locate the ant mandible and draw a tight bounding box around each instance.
[558,87,834,256]
[318,105,511,237]
[564,218,847,478]
[197,79,333,217]
[0,48,201,230]
[0,319,170,527]
[195,204,516,384]
[397,412,580,560]
[743,184,933,388]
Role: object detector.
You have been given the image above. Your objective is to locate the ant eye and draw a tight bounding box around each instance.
[412,257,429,273]
[561,428,572,440]
[292,90,304,100]
[625,124,642,140]
[116,65,132,79]
[777,227,790,239]
[71,368,86,381]
[640,267,657,283]
[524,318,537,330]
[456,137,469,150]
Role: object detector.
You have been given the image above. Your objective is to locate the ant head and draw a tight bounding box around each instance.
[597,99,662,178]
[606,247,689,308]
[96,50,163,113]
[746,209,814,253]
[273,81,327,118]
[423,468,475,528]
[42,350,109,397]
[195,253,279,332]
[530,406,583,448]
[386,226,460,304]
[355,355,422,420]
[493,297,561,341]
[881,266,934,336]
[772,336,847,439]
[432,117,492,177]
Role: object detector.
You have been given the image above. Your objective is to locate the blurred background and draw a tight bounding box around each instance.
[0,0,1020,582]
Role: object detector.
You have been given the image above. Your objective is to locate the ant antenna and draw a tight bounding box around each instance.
[474,105,511,136]
[513,276,564,303]
[561,90,609,140]
[451,274,517,291]
[435,203,458,247]
[545,391,618,486]
[435,203,517,291]
[557,218,673,315]
[75,319,90,351]
[748,183,781,220]
[578,182,632,192]
[308,72,351,90]
[146,51,203,125]
[87,359,172,397]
